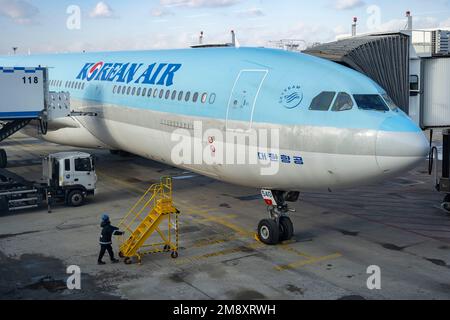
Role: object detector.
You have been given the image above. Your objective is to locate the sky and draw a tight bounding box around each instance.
[0,0,449,55]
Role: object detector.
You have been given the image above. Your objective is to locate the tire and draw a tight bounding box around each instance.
[67,190,85,207]
[258,219,280,245]
[0,150,7,169]
[279,216,294,242]
[171,251,179,259]
[444,194,450,203]
[109,150,120,155]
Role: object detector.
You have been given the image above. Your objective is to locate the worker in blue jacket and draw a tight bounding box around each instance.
[98,214,124,265]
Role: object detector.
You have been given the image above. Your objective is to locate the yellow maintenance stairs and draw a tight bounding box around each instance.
[118,177,180,264]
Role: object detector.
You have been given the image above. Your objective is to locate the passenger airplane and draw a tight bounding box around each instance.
[0,47,429,244]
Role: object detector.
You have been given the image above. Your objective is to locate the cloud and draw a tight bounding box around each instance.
[90,2,116,18]
[160,0,241,8]
[238,7,264,18]
[335,0,365,10]
[440,18,450,28]
[373,16,438,32]
[0,0,39,24]
[151,7,174,17]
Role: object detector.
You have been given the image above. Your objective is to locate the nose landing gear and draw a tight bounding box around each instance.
[257,190,298,245]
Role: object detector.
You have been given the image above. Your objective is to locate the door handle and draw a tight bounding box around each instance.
[75,179,79,182]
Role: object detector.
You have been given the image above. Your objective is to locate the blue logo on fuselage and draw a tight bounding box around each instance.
[279,85,303,109]
[76,61,182,87]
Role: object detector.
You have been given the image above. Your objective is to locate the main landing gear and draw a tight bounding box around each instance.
[257,190,299,245]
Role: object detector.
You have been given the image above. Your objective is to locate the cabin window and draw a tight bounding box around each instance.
[64,159,70,171]
[309,91,336,111]
[209,93,216,104]
[113,85,117,94]
[136,88,141,96]
[142,88,147,97]
[122,86,126,95]
[353,94,390,112]
[171,90,177,100]
[185,92,191,102]
[192,92,199,103]
[165,90,171,99]
[81,82,85,90]
[130,87,135,95]
[178,91,184,101]
[159,90,164,99]
[126,87,131,95]
[201,93,208,104]
[331,92,354,112]
[153,89,158,98]
[117,85,122,94]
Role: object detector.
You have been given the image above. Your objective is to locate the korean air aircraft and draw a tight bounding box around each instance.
[0,47,429,244]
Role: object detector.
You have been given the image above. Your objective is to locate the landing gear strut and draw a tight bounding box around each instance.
[257,190,298,245]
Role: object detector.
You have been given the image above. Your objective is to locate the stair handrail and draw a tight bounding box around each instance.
[119,183,160,232]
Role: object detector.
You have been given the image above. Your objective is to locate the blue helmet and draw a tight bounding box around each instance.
[101,214,110,222]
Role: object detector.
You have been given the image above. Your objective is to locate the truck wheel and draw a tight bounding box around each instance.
[0,150,7,169]
[67,190,85,207]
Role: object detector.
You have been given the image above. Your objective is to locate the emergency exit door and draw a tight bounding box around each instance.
[226,70,268,131]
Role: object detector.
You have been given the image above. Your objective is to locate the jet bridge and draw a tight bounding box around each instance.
[0,66,70,168]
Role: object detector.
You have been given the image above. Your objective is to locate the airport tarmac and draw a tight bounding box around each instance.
[0,133,449,300]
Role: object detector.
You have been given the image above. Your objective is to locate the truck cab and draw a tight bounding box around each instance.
[43,152,97,206]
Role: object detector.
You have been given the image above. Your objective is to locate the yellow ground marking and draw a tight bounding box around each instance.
[274,253,342,271]
[173,241,265,265]
[97,171,147,194]
[183,210,254,237]
[279,245,313,259]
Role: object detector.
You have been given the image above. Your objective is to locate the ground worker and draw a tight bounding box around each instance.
[98,214,124,265]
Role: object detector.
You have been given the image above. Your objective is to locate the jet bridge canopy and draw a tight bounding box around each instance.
[0,66,48,120]
[304,32,410,113]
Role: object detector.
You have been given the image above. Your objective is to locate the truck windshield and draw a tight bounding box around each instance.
[75,158,92,172]
[353,94,390,112]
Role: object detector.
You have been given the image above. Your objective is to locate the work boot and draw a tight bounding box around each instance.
[98,261,106,265]
[111,259,120,264]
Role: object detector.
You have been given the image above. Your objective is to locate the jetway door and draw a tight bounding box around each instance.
[226,70,268,131]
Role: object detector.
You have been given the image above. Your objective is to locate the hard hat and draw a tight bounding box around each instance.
[101,214,110,222]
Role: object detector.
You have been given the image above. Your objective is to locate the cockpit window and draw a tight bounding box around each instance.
[382,94,399,111]
[331,92,353,112]
[309,92,336,111]
[353,94,390,112]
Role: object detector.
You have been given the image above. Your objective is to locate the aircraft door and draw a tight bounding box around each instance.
[226,70,268,131]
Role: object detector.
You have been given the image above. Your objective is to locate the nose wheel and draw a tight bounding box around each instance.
[258,190,297,245]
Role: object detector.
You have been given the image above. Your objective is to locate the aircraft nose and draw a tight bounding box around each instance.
[376,117,430,175]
